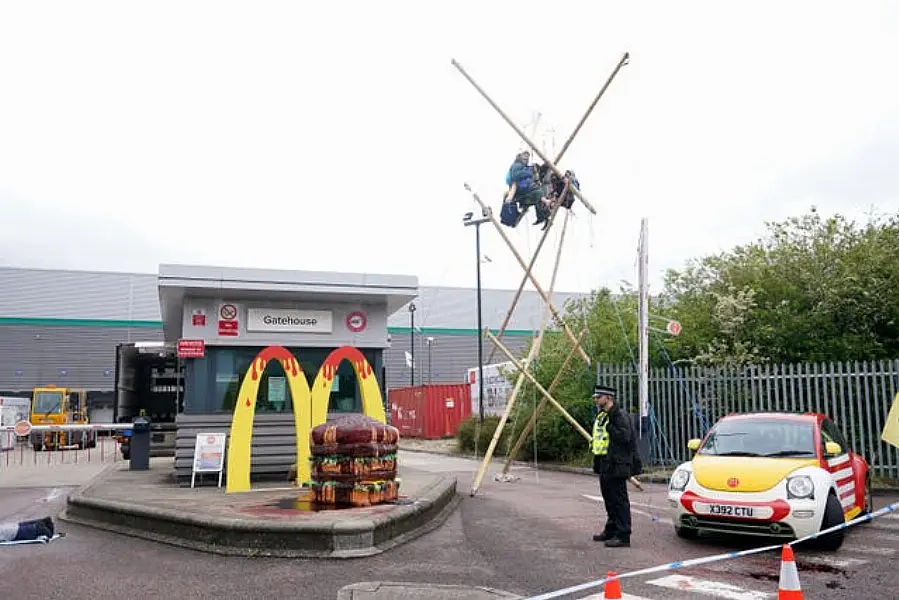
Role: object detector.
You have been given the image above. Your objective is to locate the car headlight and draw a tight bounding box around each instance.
[786,475,814,499]
[670,469,691,492]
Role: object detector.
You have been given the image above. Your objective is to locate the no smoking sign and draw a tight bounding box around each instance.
[220,304,237,320]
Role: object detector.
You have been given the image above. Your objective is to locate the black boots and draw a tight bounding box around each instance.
[592,532,630,547]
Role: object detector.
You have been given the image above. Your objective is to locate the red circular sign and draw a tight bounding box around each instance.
[14,420,32,437]
[220,304,237,320]
[667,320,682,336]
[207,436,216,444]
[346,311,367,333]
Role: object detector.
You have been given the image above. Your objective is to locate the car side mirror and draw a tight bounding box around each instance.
[687,438,701,452]
[825,441,842,456]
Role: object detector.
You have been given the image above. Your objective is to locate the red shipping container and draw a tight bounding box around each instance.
[389,384,472,439]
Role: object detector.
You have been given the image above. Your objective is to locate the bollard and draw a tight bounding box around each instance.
[129,417,151,471]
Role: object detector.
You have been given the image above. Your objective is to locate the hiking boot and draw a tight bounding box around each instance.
[604,538,630,548]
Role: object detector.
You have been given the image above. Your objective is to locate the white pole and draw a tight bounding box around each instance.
[638,218,649,424]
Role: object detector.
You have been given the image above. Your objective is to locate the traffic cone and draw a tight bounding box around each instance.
[778,544,804,599]
[604,571,622,599]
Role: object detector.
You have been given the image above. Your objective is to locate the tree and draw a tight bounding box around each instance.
[464,208,899,465]
[661,209,899,364]
[490,286,658,463]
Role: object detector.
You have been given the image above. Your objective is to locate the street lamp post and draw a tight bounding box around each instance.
[463,209,490,423]
[426,337,434,384]
[408,302,416,388]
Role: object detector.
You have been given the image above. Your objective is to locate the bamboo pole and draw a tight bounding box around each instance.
[487,53,630,362]
[554,52,630,162]
[464,184,590,365]
[451,59,596,215]
[502,327,587,473]
[487,330,645,492]
[486,329,592,440]
[469,210,570,496]
[487,181,570,364]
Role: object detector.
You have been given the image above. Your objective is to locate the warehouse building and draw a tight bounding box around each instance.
[0,265,586,425]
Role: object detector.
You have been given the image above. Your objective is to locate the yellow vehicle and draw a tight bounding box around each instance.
[29,386,97,451]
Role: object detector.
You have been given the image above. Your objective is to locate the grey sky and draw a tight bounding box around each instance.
[1,1,897,296]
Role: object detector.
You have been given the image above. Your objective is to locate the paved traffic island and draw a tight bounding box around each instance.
[60,457,459,558]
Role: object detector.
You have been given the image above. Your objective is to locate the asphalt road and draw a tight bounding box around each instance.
[1,450,898,599]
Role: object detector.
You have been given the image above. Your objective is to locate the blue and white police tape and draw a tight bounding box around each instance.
[524,500,899,600]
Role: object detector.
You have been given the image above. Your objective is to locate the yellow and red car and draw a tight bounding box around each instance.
[667,412,871,550]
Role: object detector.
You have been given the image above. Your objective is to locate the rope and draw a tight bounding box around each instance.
[530,208,566,478]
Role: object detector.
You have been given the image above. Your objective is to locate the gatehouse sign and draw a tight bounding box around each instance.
[226,344,385,493]
[246,308,333,334]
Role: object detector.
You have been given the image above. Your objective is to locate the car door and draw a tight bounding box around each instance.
[820,417,859,513]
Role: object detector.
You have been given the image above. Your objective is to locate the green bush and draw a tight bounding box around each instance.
[506,393,595,464]
[456,415,511,456]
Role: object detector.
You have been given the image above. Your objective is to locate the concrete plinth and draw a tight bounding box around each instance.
[61,457,459,558]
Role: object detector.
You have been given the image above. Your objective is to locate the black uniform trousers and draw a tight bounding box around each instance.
[599,474,632,541]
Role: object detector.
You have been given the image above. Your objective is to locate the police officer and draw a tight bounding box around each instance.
[591,384,636,548]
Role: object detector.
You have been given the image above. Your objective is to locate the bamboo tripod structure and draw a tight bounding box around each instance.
[487,51,631,364]
[467,209,570,496]
[453,52,637,496]
[464,184,590,365]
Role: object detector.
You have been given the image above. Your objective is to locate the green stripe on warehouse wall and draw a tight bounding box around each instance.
[0,316,546,337]
[387,326,541,337]
[0,316,163,328]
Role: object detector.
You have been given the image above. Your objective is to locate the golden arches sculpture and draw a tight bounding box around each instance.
[225,345,386,493]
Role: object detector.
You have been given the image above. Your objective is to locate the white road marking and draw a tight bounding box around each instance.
[579,593,653,599]
[864,529,899,542]
[866,520,899,533]
[582,494,674,525]
[796,554,868,568]
[41,487,62,502]
[841,543,897,556]
[645,575,773,599]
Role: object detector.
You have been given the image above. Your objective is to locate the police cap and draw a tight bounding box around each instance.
[593,385,617,398]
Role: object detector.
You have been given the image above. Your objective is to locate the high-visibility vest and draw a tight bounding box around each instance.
[592,411,610,456]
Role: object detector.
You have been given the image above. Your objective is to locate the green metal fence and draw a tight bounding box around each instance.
[597,360,899,477]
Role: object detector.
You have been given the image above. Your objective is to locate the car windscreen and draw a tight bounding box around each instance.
[697,418,817,458]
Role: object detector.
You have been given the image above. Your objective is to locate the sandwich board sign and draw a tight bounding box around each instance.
[191,432,226,488]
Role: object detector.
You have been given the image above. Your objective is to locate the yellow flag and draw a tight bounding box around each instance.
[881,392,899,450]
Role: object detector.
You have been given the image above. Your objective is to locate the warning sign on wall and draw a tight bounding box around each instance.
[218,303,239,337]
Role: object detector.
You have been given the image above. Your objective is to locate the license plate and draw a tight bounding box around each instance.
[692,501,774,519]
[708,504,754,517]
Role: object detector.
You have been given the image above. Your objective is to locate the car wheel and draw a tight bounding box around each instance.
[811,492,846,551]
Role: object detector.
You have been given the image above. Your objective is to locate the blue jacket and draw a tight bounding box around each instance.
[506,162,535,192]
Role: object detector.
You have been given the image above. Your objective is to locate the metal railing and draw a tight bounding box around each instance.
[597,360,899,477]
[0,423,133,469]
